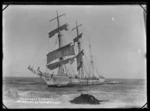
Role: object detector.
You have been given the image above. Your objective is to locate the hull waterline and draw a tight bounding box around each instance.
[41,76,105,87]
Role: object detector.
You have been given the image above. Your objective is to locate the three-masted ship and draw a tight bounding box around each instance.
[28,11,105,87]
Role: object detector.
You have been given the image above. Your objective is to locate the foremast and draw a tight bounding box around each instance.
[47,11,76,76]
[50,11,65,76]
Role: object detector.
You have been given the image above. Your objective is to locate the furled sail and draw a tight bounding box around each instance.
[47,43,75,64]
[73,33,83,43]
[49,23,68,38]
[76,50,84,71]
[47,57,75,70]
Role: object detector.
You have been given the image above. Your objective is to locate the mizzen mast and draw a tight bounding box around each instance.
[89,44,94,77]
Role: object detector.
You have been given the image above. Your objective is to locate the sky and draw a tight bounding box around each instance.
[3,5,146,79]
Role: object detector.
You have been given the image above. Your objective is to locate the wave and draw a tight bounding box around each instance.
[4,81,45,86]
[4,89,20,99]
[3,89,34,99]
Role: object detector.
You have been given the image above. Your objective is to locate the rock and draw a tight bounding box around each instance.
[70,93,100,104]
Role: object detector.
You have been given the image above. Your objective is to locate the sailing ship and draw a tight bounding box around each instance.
[28,11,105,87]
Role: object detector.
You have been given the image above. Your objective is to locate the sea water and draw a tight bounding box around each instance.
[3,76,147,108]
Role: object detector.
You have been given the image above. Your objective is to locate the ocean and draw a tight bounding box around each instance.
[3,77,147,108]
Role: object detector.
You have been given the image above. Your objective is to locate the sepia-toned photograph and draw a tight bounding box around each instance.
[3,5,147,108]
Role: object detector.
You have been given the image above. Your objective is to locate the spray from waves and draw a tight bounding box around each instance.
[3,88,34,99]
[4,89,20,99]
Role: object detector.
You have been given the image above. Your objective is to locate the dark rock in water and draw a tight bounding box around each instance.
[70,93,100,104]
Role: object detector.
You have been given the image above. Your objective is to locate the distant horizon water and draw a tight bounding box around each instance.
[3,75,146,80]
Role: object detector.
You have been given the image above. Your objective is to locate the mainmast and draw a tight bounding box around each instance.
[72,21,82,52]
[47,12,75,73]
[72,21,84,78]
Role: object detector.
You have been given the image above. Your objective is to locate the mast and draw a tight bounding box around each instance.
[73,21,82,52]
[89,44,94,77]
[49,11,66,76]
[56,11,62,48]
[72,21,84,78]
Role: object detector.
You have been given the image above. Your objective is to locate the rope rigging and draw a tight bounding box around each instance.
[69,63,76,76]
[29,20,58,68]
[31,43,49,67]
[29,20,54,66]
[64,64,71,77]
[29,41,46,65]
[83,63,89,78]
[28,11,97,78]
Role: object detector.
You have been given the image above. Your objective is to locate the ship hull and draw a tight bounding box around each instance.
[41,75,105,87]
[47,82,105,87]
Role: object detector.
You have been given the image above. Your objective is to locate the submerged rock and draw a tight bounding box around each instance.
[70,93,101,104]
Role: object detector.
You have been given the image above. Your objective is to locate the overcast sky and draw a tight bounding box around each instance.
[3,5,146,79]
